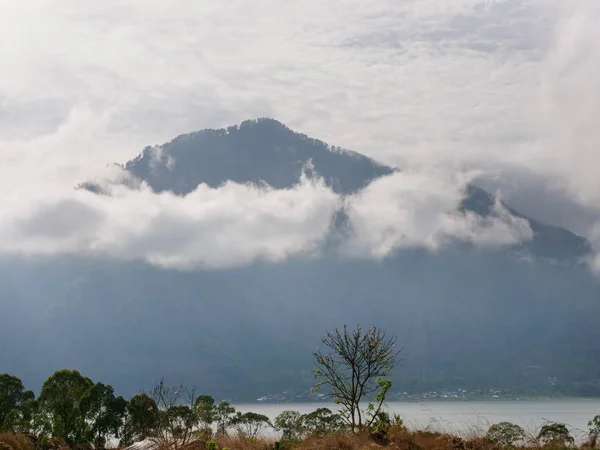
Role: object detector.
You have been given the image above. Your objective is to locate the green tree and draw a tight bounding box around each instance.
[232,411,271,438]
[367,410,403,436]
[537,423,574,447]
[127,393,159,440]
[194,394,216,429]
[38,369,94,445]
[274,410,304,441]
[119,412,135,449]
[82,382,127,448]
[4,396,48,437]
[215,402,236,436]
[313,325,401,431]
[0,374,34,430]
[487,422,527,447]
[589,415,600,436]
[165,405,197,442]
[149,380,199,449]
[302,408,343,436]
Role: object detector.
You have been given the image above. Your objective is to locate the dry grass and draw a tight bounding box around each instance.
[295,431,378,450]
[0,433,35,450]
[0,429,588,450]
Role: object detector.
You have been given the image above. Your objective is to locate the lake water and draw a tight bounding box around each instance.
[234,399,600,441]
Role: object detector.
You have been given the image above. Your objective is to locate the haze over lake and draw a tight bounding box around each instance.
[235,400,600,441]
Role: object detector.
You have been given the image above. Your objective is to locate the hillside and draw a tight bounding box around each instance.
[3,118,600,400]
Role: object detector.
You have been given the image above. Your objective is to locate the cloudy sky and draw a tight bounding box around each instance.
[1,0,599,268]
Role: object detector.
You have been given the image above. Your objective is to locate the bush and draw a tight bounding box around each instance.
[206,439,219,450]
[274,411,304,441]
[537,423,574,447]
[589,415,600,436]
[302,408,343,436]
[486,422,526,447]
[368,411,404,445]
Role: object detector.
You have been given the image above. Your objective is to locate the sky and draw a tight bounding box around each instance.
[0,0,599,269]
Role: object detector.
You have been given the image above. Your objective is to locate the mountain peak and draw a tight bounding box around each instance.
[120,118,394,195]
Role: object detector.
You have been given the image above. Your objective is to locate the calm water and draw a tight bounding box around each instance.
[234,399,600,441]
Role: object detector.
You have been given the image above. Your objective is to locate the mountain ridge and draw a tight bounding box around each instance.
[83,117,591,262]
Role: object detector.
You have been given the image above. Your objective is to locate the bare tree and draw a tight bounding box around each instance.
[313,325,401,432]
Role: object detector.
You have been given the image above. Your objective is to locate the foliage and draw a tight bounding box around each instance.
[486,422,526,447]
[81,382,127,448]
[313,325,401,431]
[127,393,159,441]
[195,395,216,428]
[0,375,34,431]
[537,423,574,447]
[589,415,600,436]
[38,369,94,445]
[215,402,236,436]
[301,408,343,436]
[3,396,47,438]
[274,411,304,441]
[206,439,219,450]
[368,410,403,434]
[231,412,271,438]
[149,380,199,448]
[365,410,403,445]
[165,405,196,440]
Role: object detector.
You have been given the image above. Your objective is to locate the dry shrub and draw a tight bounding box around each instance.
[389,428,422,450]
[42,437,70,450]
[178,441,208,450]
[0,433,35,450]
[403,431,445,450]
[295,431,376,450]
[421,434,498,450]
[387,429,501,450]
[213,435,273,450]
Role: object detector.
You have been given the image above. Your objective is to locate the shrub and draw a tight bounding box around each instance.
[206,439,219,450]
[537,423,574,447]
[302,408,344,436]
[274,411,304,441]
[486,422,526,447]
[589,415,600,436]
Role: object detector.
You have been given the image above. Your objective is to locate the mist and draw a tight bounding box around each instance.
[2,0,600,403]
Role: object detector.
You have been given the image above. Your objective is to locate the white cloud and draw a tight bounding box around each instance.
[0,0,552,181]
[0,173,340,269]
[148,146,174,173]
[0,0,599,268]
[0,166,534,268]
[342,171,532,258]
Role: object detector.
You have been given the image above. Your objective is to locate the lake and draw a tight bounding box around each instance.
[234,399,600,441]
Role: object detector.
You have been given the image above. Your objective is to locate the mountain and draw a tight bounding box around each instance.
[4,118,600,400]
[84,118,591,261]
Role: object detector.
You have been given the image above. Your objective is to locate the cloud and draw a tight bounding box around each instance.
[0,0,552,180]
[0,173,340,269]
[0,165,533,268]
[527,2,600,208]
[0,0,598,268]
[342,171,532,258]
[523,2,600,264]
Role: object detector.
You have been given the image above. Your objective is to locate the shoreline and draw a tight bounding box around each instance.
[242,395,600,405]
